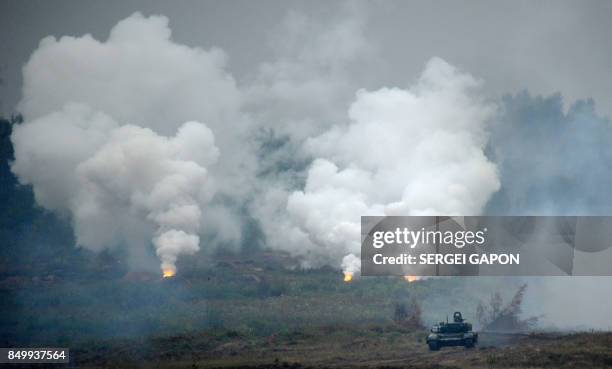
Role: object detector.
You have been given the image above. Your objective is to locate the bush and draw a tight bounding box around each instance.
[393,298,423,328]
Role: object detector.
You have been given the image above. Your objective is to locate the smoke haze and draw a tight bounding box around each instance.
[6,6,612,329]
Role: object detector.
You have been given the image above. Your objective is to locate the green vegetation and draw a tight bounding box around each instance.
[1,254,519,346]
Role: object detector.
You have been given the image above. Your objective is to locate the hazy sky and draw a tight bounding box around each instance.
[2,0,612,117]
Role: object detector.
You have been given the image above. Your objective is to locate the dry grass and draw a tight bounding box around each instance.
[72,327,612,369]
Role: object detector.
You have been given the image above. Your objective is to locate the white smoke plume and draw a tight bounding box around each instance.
[269,58,500,274]
[19,13,241,134]
[10,13,244,274]
[18,12,253,200]
[11,103,218,275]
[248,5,379,270]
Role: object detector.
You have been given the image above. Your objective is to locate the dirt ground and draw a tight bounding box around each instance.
[71,329,612,369]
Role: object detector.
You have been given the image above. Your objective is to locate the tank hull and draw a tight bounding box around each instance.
[426,312,478,350]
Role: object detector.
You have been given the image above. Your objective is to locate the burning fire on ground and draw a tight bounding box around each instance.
[342,273,420,283]
[162,268,176,278]
[343,273,419,283]
[343,271,353,282]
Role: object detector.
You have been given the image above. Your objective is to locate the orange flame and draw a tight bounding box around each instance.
[404,275,418,283]
[162,268,176,278]
[343,272,353,282]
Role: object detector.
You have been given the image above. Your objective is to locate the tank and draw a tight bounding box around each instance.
[426,311,478,351]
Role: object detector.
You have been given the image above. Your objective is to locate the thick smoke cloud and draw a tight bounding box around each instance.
[19,13,253,200]
[11,13,244,274]
[261,58,500,273]
[19,13,239,135]
[11,103,218,274]
[248,5,378,269]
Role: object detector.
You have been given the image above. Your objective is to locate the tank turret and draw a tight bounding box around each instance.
[453,311,463,322]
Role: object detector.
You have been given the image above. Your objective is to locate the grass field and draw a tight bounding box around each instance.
[2,253,609,368]
[1,254,517,344]
[71,326,612,368]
